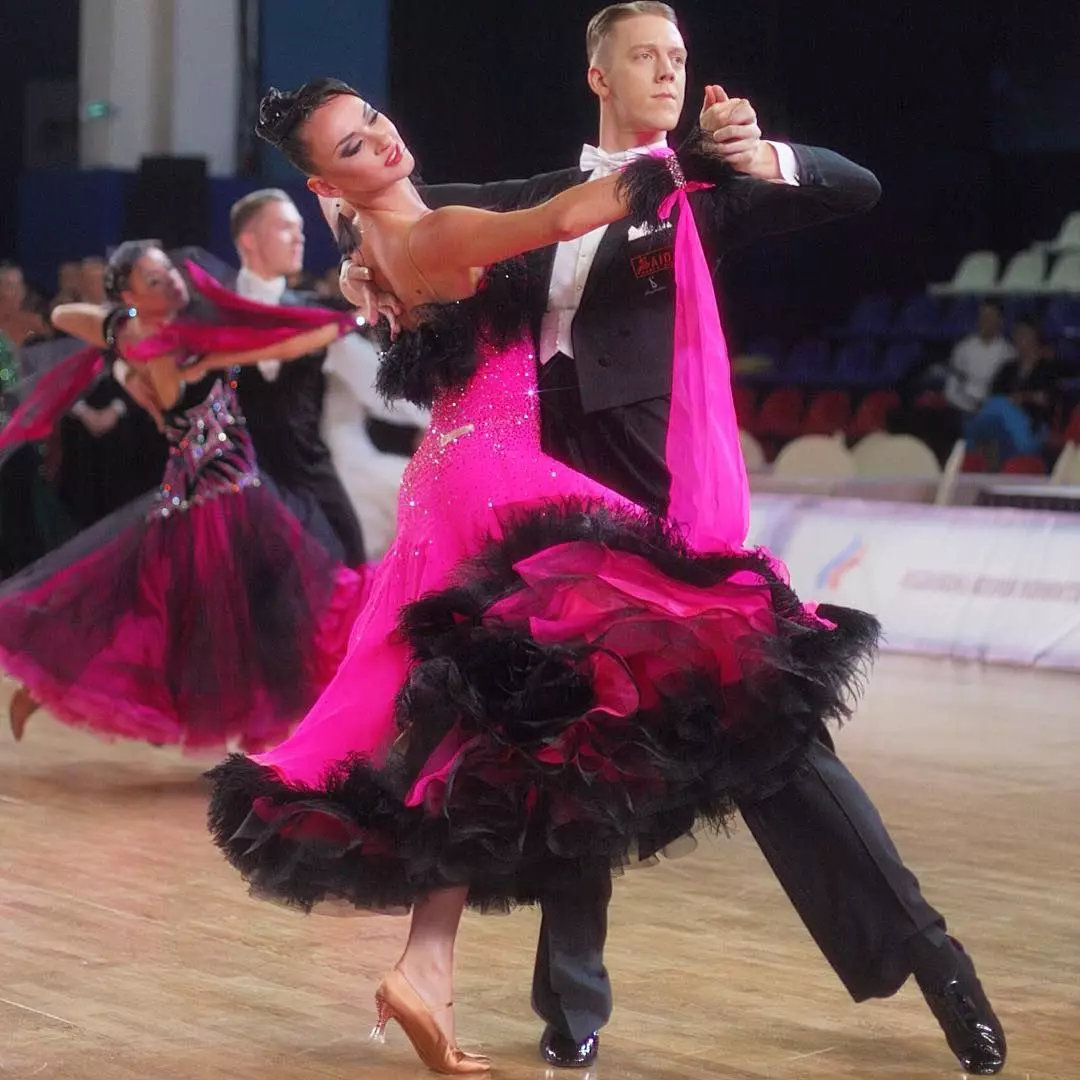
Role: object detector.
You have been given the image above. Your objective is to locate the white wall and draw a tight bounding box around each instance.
[168,0,240,175]
[79,0,239,175]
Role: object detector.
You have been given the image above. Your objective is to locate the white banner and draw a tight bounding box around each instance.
[750,495,1080,669]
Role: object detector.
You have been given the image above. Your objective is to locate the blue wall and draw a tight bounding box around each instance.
[17,171,343,289]
[260,0,389,185]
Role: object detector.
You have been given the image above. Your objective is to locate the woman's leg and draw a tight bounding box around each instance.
[396,885,469,1044]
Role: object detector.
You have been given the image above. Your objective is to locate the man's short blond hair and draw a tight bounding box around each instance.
[586,2,679,65]
[229,188,293,242]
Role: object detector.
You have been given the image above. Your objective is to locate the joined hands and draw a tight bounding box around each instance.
[698,85,781,179]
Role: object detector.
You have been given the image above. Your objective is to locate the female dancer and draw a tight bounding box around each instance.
[0,241,368,749]
[208,80,878,1073]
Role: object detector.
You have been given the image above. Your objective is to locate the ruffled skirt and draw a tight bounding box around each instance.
[208,500,878,912]
[0,480,366,751]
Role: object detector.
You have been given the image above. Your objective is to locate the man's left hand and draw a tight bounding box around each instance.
[699,84,781,179]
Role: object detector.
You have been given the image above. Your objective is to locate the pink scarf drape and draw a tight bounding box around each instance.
[0,261,359,452]
[655,152,750,552]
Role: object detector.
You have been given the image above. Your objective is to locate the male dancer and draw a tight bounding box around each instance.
[341,3,1005,1075]
[227,190,366,565]
[233,190,423,559]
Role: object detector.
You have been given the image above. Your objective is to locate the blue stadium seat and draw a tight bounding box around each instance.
[784,339,833,384]
[832,339,880,386]
[937,295,981,340]
[834,293,893,339]
[889,293,941,339]
[1043,297,1080,341]
[882,341,924,383]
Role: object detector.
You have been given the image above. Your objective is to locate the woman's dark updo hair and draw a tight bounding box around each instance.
[256,78,362,174]
[104,239,162,301]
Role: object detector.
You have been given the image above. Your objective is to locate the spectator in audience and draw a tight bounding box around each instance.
[0,262,49,347]
[49,261,83,312]
[79,256,108,305]
[943,299,1014,413]
[963,317,1059,465]
[892,299,1017,463]
[0,336,80,576]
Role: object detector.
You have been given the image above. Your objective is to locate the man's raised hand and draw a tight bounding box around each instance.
[699,84,776,176]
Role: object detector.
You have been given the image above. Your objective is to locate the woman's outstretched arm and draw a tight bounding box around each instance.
[407,172,631,279]
[189,323,342,375]
[50,303,109,347]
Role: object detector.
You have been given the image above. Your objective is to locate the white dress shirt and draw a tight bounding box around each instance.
[944,334,1016,412]
[236,267,287,382]
[539,139,799,364]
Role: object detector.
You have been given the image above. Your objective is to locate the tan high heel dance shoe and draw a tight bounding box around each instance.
[9,685,40,742]
[371,967,491,1074]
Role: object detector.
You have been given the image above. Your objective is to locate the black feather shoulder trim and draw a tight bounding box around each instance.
[375,258,530,408]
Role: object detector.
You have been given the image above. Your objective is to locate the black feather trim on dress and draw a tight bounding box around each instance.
[616,154,681,227]
[207,499,880,915]
[375,259,530,408]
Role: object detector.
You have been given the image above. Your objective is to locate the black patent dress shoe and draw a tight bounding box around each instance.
[539,1026,599,1068]
[916,937,1006,1075]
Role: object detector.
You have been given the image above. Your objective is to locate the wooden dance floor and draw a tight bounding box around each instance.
[1,655,1077,1079]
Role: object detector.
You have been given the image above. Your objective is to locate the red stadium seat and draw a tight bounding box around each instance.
[847,390,899,441]
[755,387,805,442]
[801,390,852,436]
[962,450,989,473]
[1001,454,1047,476]
[733,385,757,429]
[1061,403,1080,446]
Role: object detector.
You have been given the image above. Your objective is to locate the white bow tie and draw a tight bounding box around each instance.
[579,143,657,177]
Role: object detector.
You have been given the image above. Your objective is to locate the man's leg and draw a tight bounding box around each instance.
[306,463,368,567]
[741,732,946,1000]
[741,733,1005,1074]
[532,861,613,1046]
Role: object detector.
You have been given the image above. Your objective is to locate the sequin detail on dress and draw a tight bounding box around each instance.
[0,358,367,751]
[155,370,261,518]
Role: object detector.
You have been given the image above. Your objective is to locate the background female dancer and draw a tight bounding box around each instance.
[208,80,878,1074]
[0,241,368,750]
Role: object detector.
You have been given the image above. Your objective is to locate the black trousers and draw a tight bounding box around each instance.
[0,443,51,577]
[532,730,948,1040]
[538,352,671,513]
[302,462,368,567]
[267,459,367,568]
[532,354,947,1039]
